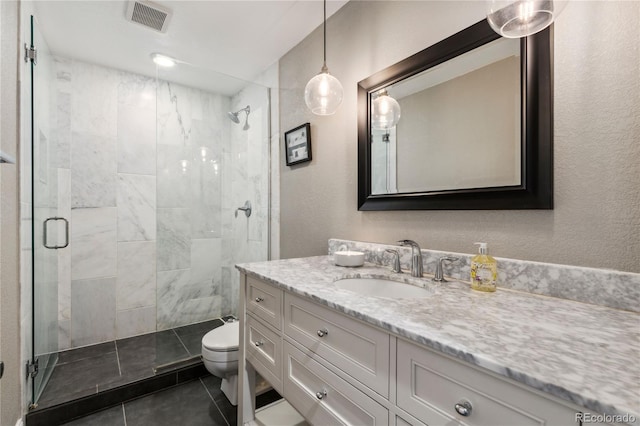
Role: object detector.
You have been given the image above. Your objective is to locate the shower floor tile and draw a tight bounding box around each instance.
[38,351,121,408]
[35,319,223,411]
[117,330,189,374]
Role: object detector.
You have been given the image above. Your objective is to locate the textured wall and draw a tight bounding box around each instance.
[279,1,640,273]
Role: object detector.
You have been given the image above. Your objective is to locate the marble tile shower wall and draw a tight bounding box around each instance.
[50,57,264,349]
[221,84,270,317]
[155,79,229,330]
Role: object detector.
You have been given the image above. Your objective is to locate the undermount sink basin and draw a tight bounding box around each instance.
[334,277,434,299]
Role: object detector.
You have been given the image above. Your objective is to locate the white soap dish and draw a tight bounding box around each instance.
[334,251,365,267]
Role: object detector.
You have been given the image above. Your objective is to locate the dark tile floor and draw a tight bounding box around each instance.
[61,377,282,426]
[38,319,225,409]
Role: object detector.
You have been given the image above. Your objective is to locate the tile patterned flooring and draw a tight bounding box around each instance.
[38,319,225,409]
[61,376,282,426]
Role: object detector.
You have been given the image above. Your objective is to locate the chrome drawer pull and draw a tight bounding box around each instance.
[254,341,264,347]
[316,390,327,400]
[317,328,329,338]
[255,297,264,303]
[455,400,472,417]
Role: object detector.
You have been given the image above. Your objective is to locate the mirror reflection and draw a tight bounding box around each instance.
[370,37,522,195]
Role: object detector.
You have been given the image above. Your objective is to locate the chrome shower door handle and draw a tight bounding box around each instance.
[43,217,69,249]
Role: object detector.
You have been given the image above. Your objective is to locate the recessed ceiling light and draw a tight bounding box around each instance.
[151,53,176,67]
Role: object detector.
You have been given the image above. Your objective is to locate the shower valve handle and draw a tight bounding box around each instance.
[235,201,252,218]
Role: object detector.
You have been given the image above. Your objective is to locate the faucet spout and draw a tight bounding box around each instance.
[397,240,423,277]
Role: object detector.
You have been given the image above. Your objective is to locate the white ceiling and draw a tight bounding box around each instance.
[34,0,348,95]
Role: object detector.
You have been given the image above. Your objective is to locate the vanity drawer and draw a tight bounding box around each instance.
[246,314,282,393]
[283,341,388,426]
[396,339,581,426]
[284,293,390,397]
[246,276,282,331]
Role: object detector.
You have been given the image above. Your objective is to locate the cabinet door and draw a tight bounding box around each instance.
[246,314,283,394]
[284,293,390,397]
[397,339,582,426]
[283,341,388,426]
[246,276,283,330]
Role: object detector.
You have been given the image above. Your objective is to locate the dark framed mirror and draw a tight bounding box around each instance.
[357,19,553,210]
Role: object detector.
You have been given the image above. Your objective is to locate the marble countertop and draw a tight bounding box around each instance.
[237,256,640,420]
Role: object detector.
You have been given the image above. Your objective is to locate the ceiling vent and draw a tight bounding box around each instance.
[126,1,171,33]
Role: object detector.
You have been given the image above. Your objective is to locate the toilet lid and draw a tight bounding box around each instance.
[202,321,239,351]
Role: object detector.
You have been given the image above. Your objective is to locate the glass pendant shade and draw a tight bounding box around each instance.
[371,90,401,130]
[305,0,343,115]
[486,0,567,38]
[305,66,344,116]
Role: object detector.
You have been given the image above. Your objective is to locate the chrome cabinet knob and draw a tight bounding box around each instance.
[317,328,329,338]
[254,297,264,303]
[316,390,327,400]
[455,400,472,417]
[254,341,264,347]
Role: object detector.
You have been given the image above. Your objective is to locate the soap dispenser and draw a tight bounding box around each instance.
[470,242,497,292]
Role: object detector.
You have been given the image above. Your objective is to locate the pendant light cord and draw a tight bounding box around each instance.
[323,0,327,67]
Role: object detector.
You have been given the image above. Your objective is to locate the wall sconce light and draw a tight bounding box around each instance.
[304,0,343,115]
[371,89,401,130]
[486,0,567,38]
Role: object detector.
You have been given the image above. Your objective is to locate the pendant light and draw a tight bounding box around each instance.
[371,89,401,130]
[304,0,343,115]
[486,0,567,38]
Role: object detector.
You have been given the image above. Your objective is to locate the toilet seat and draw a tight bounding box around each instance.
[203,321,239,351]
[202,322,239,364]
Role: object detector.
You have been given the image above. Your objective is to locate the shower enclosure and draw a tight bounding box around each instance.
[28,15,274,405]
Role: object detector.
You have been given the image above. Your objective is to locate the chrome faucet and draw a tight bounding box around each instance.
[397,240,423,277]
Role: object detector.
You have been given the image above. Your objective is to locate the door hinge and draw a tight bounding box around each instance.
[24,44,37,65]
[0,361,4,379]
[26,358,39,379]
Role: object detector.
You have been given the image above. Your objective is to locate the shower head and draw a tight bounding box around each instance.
[228,105,251,130]
[227,111,240,123]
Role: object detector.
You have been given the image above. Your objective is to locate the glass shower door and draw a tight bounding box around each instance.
[30,15,64,403]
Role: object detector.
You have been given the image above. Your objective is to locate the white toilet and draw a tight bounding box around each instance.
[202,320,240,405]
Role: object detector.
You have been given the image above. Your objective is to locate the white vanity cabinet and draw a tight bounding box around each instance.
[240,274,615,426]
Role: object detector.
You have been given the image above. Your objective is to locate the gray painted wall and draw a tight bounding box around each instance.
[1,1,24,424]
[279,1,640,273]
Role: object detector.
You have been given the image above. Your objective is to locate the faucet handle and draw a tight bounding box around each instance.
[385,249,402,273]
[433,256,459,282]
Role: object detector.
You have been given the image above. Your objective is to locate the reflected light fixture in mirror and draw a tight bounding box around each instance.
[304,0,343,115]
[151,52,176,67]
[371,89,401,130]
[487,0,567,38]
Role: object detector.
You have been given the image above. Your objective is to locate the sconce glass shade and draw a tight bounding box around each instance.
[371,90,401,130]
[486,0,567,38]
[305,66,344,115]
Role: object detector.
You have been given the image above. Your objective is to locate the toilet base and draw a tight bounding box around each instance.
[221,375,238,406]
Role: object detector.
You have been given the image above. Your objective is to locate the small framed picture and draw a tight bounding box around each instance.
[284,123,312,166]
